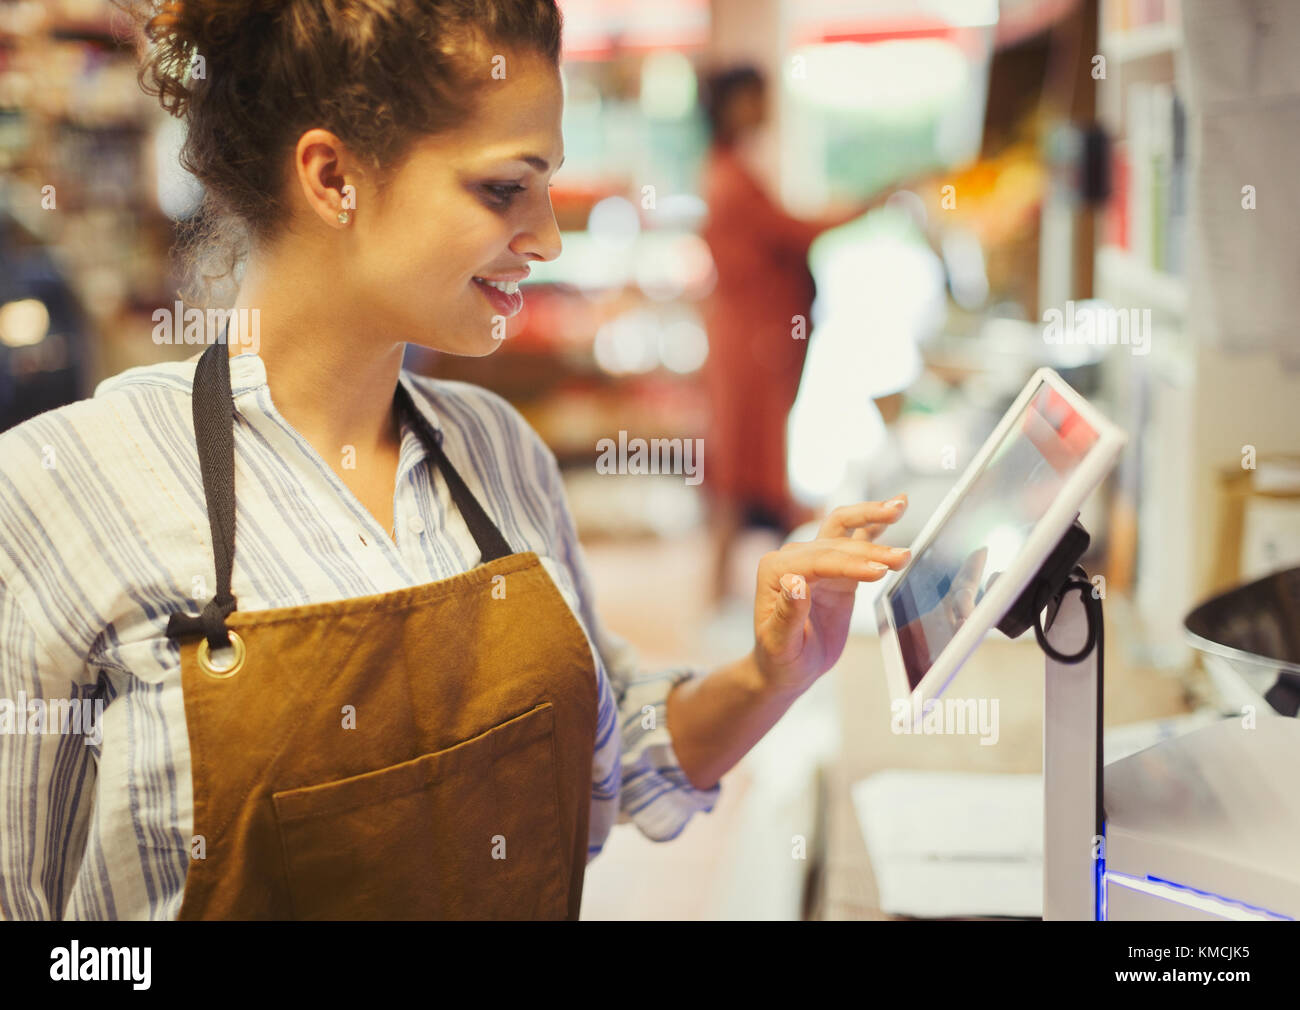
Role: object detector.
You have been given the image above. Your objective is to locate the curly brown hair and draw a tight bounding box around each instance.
[114,0,563,305]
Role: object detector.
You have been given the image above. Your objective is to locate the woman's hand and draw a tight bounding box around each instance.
[751,495,911,696]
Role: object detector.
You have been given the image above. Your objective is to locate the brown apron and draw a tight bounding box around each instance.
[164,343,598,920]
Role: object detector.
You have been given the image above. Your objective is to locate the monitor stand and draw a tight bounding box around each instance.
[1001,519,1105,920]
[850,519,1107,920]
[1041,574,1104,919]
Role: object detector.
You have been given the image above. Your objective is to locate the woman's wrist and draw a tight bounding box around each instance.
[748,643,813,702]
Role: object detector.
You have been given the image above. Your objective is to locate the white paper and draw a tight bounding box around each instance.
[850,770,1043,918]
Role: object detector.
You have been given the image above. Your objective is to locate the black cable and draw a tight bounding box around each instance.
[1032,566,1102,664]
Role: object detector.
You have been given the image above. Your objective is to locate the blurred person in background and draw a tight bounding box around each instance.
[699,64,893,609]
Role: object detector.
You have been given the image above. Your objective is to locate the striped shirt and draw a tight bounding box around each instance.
[0,350,719,920]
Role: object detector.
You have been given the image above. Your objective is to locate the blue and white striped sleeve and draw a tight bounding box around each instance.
[538,449,721,843]
[0,574,97,920]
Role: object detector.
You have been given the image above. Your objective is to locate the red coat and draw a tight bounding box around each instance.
[699,143,844,519]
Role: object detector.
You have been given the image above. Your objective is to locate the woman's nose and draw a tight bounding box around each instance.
[513,200,563,264]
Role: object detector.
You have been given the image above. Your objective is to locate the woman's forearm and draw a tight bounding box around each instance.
[664,648,805,790]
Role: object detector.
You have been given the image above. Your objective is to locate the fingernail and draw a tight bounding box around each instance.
[867,561,888,573]
[891,547,910,557]
[888,497,906,509]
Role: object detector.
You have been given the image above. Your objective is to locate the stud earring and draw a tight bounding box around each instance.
[337,210,351,224]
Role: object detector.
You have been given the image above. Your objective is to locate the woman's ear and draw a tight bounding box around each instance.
[293,128,365,229]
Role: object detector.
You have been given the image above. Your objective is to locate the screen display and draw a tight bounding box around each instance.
[888,382,1100,690]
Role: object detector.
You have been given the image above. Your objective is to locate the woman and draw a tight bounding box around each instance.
[0,0,909,920]
[699,65,878,607]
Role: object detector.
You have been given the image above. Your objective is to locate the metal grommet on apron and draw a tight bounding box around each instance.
[196,628,245,679]
[164,339,598,920]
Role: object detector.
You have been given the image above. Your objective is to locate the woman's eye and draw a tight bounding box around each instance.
[484,183,526,206]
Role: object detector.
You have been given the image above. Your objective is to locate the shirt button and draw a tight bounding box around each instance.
[407,515,425,535]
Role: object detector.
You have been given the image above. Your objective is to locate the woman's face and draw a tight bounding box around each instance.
[349,49,565,356]
[726,82,768,139]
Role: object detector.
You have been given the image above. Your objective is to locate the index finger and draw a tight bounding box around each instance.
[818,495,908,540]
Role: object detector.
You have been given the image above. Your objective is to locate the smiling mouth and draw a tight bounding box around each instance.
[470,275,525,320]
[471,276,521,294]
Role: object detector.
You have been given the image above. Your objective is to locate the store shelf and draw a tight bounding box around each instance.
[1100,23,1182,63]
[1096,245,1186,318]
[0,3,175,337]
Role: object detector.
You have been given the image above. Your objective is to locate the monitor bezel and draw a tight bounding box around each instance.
[875,367,1127,721]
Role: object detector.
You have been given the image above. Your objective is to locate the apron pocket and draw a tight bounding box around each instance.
[271,701,568,920]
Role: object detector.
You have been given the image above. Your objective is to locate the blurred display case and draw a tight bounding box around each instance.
[0,0,183,418]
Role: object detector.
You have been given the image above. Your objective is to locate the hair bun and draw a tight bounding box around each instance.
[115,0,282,116]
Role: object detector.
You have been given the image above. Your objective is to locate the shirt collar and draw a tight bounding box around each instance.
[394,368,446,474]
[228,350,445,477]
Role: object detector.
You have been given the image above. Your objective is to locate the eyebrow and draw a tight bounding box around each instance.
[514,153,565,172]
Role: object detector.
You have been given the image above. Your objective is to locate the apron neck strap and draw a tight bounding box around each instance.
[166,340,238,650]
[392,380,514,564]
[166,341,513,648]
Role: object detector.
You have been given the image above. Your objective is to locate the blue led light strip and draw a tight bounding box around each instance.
[1095,822,1106,921]
[1104,870,1293,921]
